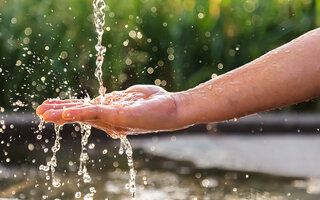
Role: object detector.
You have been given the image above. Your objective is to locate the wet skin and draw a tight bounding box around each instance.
[36,85,185,138]
[37,28,320,137]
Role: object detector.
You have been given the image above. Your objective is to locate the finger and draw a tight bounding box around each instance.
[62,105,130,127]
[62,103,161,130]
[42,108,80,124]
[126,85,150,92]
[36,102,84,116]
[42,109,66,124]
[126,85,165,95]
[62,105,100,121]
[43,99,85,104]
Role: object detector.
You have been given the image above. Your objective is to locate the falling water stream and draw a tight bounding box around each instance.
[39,124,62,189]
[93,0,107,98]
[92,0,136,198]
[39,0,136,199]
[119,136,136,199]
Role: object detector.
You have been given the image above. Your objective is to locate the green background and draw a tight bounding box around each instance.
[0,0,319,111]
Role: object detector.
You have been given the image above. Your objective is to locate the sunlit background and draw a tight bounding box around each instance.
[0,0,319,112]
[1,0,320,199]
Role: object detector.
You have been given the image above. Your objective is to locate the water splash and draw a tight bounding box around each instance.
[92,1,137,198]
[36,116,44,140]
[119,136,136,200]
[93,0,107,98]
[39,124,62,188]
[38,1,137,199]
[38,116,44,132]
[77,123,96,198]
[78,123,92,184]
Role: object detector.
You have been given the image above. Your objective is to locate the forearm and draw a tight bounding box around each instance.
[175,28,320,125]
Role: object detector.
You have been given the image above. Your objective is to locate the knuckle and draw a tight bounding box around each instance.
[92,106,100,120]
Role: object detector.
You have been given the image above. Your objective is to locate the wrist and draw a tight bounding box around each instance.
[172,81,228,126]
[171,90,198,127]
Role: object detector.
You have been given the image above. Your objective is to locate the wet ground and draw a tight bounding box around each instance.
[1,113,320,199]
[1,134,320,199]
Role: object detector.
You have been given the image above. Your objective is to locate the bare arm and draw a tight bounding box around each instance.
[37,28,320,136]
[176,28,320,126]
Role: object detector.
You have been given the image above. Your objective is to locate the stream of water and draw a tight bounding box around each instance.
[92,0,136,198]
[119,136,136,199]
[93,0,107,97]
[38,0,137,199]
[39,124,62,189]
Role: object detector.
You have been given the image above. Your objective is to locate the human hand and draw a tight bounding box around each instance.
[36,85,187,138]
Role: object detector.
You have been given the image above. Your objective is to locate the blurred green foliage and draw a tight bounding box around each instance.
[0,0,319,111]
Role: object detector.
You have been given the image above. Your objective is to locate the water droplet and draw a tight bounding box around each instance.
[88,143,95,149]
[102,149,108,154]
[75,192,81,199]
[83,173,92,183]
[52,177,61,188]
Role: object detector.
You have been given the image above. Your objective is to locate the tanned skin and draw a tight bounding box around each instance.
[37,28,320,138]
